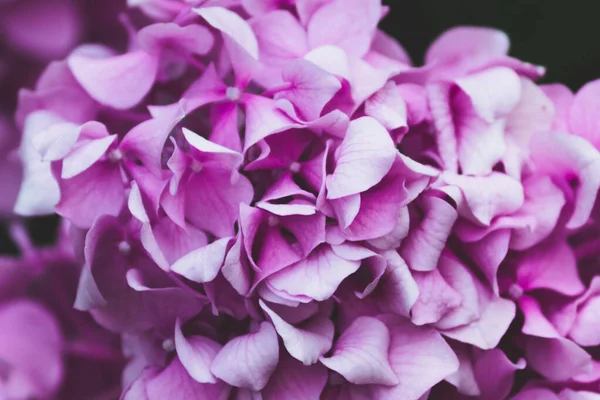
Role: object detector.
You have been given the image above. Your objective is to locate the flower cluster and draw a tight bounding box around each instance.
[8,0,600,399]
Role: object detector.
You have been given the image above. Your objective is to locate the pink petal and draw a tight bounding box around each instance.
[365,81,408,131]
[307,0,382,58]
[54,161,124,229]
[61,134,117,179]
[262,351,328,399]
[541,83,574,132]
[174,320,221,384]
[373,315,459,400]
[276,59,341,121]
[267,245,360,302]
[123,357,231,400]
[210,322,279,391]
[442,294,515,350]
[401,194,457,272]
[68,50,159,109]
[260,300,334,365]
[519,295,561,339]
[243,94,295,151]
[569,296,600,347]
[442,172,524,226]
[530,130,600,229]
[327,117,396,199]
[195,6,259,59]
[171,238,232,283]
[512,388,560,400]
[120,110,184,177]
[474,349,525,400]
[137,23,214,55]
[525,337,592,382]
[504,78,555,178]
[251,10,308,66]
[321,316,399,386]
[411,269,462,326]
[425,27,509,70]
[569,79,600,148]
[516,237,585,296]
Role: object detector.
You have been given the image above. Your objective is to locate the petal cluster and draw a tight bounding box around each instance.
[6,1,600,399]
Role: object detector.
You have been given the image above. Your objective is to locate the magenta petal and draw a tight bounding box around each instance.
[474,349,525,400]
[525,337,592,382]
[327,117,396,199]
[321,316,399,386]
[54,160,124,229]
[373,315,459,400]
[267,245,360,302]
[174,320,221,384]
[515,237,585,296]
[262,351,328,400]
[210,321,279,391]
[512,388,560,400]
[260,300,334,365]
[120,110,184,177]
[243,94,295,151]
[171,237,232,283]
[68,50,159,109]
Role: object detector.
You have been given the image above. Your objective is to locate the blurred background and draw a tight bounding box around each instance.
[382,0,600,91]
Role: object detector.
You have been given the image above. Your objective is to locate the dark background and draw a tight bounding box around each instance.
[381,0,600,90]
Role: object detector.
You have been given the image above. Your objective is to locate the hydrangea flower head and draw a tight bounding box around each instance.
[6,0,600,399]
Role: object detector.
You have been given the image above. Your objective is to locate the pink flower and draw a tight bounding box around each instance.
[9,0,600,398]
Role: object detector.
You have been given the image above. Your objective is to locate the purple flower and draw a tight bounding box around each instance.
[8,0,600,398]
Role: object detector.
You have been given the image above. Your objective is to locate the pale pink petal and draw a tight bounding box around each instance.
[401,194,457,272]
[411,269,462,326]
[365,81,408,131]
[326,117,396,199]
[568,78,600,148]
[210,322,279,391]
[307,0,381,58]
[321,316,399,386]
[194,6,259,59]
[276,59,341,121]
[174,320,222,384]
[68,50,159,109]
[373,315,459,400]
[171,238,232,283]
[260,300,334,365]
[267,245,360,301]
